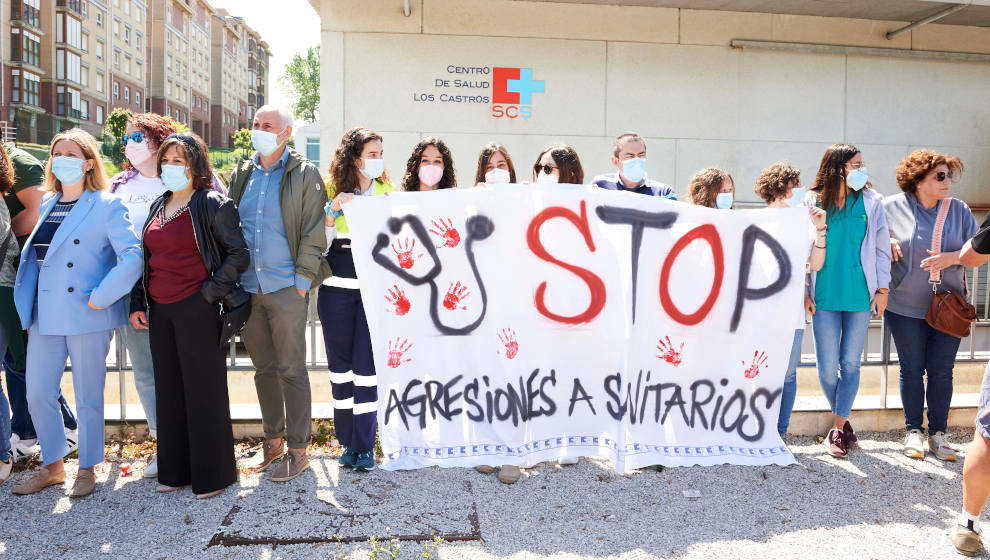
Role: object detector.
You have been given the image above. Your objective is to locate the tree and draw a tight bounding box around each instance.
[232,128,253,150]
[164,116,190,134]
[280,46,320,123]
[104,108,134,141]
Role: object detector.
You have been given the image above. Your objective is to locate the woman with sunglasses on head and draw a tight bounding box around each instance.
[474,143,517,187]
[108,113,177,479]
[11,129,142,498]
[687,167,735,209]
[884,150,978,461]
[128,133,248,499]
[806,143,892,459]
[322,127,396,473]
[402,137,456,191]
[533,144,583,185]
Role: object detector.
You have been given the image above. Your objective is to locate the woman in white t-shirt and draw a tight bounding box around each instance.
[109,113,178,479]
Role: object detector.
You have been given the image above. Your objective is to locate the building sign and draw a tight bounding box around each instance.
[413,65,546,119]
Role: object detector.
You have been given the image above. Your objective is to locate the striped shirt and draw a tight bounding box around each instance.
[33,199,77,265]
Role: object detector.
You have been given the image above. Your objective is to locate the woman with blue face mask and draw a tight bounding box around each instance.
[322,127,396,473]
[128,133,249,499]
[806,143,892,459]
[10,129,143,498]
[753,162,828,440]
[686,167,735,209]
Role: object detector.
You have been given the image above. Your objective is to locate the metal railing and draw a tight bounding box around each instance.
[103,260,990,421]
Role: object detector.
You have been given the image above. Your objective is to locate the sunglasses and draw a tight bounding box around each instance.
[121,131,144,146]
[165,133,197,148]
[935,170,954,182]
[534,164,557,175]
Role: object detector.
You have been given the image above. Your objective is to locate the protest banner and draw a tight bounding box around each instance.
[342,184,809,471]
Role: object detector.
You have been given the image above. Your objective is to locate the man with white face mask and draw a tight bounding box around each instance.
[227,105,329,483]
[592,133,676,199]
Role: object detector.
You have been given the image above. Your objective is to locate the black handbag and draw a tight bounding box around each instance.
[219,300,251,345]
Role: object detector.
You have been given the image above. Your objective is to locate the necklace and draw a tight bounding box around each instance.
[159,202,189,226]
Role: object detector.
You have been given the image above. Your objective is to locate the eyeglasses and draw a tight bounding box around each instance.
[121,131,144,146]
[935,170,954,182]
[534,164,556,175]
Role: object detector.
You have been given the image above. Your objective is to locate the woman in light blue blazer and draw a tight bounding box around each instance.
[10,129,142,498]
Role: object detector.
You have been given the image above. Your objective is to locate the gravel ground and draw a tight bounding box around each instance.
[0,427,984,560]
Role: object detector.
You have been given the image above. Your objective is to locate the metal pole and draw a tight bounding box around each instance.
[880,318,890,409]
[886,3,969,40]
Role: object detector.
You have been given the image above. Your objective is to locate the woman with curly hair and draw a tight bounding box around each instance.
[108,112,177,479]
[884,150,978,461]
[686,167,734,209]
[753,162,827,439]
[0,146,17,484]
[474,142,516,186]
[321,127,396,472]
[532,144,583,184]
[807,143,891,459]
[402,137,455,191]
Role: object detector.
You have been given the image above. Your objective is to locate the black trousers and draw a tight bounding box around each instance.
[149,291,237,494]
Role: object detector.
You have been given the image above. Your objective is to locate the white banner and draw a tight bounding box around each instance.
[343,185,809,471]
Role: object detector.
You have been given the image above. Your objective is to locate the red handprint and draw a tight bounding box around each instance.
[429,217,461,248]
[392,238,418,269]
[384,285,411,316]
[742,351,768,379]
[655,336,684,367]
[443,281,470,310]
[497,328,519,359]
[387,338,413,368]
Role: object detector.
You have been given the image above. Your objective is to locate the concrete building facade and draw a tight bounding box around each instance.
[311,0,990,206]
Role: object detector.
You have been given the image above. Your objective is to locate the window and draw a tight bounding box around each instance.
[11,29,41,68]
[113,50,119,69]
[113,19,119,37]
[96,104,104,124]
[135,92,141,107]
[167,54,173,71]
[306,138,320,170]
[10,69,40,106]
[135,7,141,23]
[96,40,103,60]
[81,66,88,87]
[81,33,88,52]
[96,12,103,27]
[135,33,142,50]
[81,1,87,17]
[113,82,119,99]
[135,61,142,80]
[13,0,42,28]
[96,71,104,92]
[56,49,82,84]
[124,87,130,104]
[124,0,130,14]
[124,25,130,45]
[80,100,89,120]
[56,86,81,118]
[167,80,172,96]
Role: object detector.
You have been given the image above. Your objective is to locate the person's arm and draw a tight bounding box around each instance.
[89,198,144,309]
[871,205,893,317]
[10,184,44,238]
[202,197,251,304]
[960,238,990,267]
[808,206,827,272]
[293,166,330,296]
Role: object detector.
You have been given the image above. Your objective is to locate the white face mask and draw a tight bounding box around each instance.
[536,170,558,184]
[485,167,511,184]
[786,187,806,208]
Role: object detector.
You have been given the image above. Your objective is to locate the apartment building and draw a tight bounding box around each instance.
[2,0,268,146]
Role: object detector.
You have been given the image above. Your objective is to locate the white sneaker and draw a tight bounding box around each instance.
[929,431,957,461]
[0,457,12,485]
[559,456,579,465]
[10,434,39,463]
[903,429,926,459]
[143,454,159,478]
[64,427,79,455]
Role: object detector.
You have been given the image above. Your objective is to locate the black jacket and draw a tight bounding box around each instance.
[130,189,250,314]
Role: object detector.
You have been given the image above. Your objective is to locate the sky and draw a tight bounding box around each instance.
[208,0,320,117]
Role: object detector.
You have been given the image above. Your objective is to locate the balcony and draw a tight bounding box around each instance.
[10,2,42,30]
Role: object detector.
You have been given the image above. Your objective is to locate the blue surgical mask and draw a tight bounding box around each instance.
[715,192,734,209]
[161,164,190,192]
[786,187,806,208]
[846,167,868,191]
[51,156,86,186]
[621,157,647,183]
[359,158,385,180]
[251,129,283,157]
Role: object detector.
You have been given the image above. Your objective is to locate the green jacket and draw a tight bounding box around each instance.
[228,148,330,289]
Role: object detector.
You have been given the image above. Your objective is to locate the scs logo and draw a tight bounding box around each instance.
[491,67,544,119]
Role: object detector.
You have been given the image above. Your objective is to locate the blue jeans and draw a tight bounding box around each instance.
[812,309,871,419]
[6,351,77,439]
[885,310,960,434]
[777,329,804,436]
[0,323,10,462]
[118,323,157,433]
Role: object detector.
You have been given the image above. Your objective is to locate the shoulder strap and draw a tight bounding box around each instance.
[930,198,952,285]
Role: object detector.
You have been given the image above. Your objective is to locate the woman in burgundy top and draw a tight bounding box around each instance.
[128,133,249,499]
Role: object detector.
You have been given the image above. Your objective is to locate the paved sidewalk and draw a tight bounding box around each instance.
[0,428,983,559]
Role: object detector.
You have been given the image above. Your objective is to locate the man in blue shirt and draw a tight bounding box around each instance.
[227,105,328,483]
[591,133,676,199]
